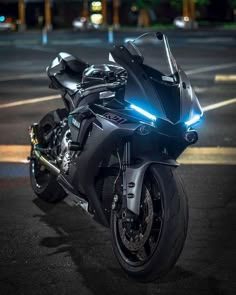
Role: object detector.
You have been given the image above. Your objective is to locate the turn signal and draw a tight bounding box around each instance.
[184,131,198,144]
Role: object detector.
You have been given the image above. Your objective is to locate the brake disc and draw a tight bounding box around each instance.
[118,188,153,251]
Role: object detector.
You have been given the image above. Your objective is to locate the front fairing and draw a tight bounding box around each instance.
[178,66,203,123]
[110,32,202,126]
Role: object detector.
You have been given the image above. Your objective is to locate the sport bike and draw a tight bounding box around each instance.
[29,32,203,281]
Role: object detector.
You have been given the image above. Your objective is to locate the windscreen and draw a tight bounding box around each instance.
[124,32,179,83]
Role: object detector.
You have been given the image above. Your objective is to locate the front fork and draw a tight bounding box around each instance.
[112,141,131,211]
[112,141,137,222]
[122,141,131,206]
[121,140,147,217]
[113,139,179,217]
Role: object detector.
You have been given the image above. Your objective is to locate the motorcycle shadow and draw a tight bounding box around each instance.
[33,198,206,295]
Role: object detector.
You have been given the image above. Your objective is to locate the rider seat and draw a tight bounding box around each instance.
[47,52,89,94]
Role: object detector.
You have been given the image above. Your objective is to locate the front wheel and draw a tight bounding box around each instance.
[111,164,188,282]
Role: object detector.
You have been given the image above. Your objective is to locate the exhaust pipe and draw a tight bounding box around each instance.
[29,124,60,176]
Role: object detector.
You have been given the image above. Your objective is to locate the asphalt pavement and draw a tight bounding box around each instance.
[0,29,236,295]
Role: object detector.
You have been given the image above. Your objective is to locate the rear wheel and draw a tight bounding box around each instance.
[29,150,67,203]
[111,164,188,281]
[29,114,67,203]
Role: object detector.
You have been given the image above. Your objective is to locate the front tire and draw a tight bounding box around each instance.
[111,164,188,281]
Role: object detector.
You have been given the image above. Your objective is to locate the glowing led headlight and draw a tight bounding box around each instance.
[185,114,201,127]
[130,104,157,121]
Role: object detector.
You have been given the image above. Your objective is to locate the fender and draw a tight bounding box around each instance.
[125,154,179,215]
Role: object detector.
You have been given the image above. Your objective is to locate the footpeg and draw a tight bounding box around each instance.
[68,142,82,151]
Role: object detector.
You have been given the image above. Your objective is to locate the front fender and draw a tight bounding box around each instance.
[125,155,178,215]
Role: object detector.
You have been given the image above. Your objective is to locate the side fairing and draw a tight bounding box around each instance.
[178,67,203,123]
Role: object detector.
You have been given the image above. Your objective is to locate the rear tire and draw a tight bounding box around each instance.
[29,112,67,203]
[111,164,188,281]
[29,152,67,203]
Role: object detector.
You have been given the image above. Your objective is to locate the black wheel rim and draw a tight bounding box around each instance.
[113,171,164,266]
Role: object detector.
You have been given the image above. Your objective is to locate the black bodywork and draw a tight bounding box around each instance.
[43,32,202,226]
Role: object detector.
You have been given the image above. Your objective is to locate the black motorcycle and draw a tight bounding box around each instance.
[29,32,203,281]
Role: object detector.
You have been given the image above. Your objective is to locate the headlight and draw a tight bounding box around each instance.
[185,114,202,127]
[130,104,157,122]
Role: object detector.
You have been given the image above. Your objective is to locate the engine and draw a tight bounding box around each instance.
[46,118,72,175]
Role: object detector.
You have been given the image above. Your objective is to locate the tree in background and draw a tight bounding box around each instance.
[135,0,159,27]
[170,0,209,19]
[134,0,212,27]
[169,0,182,12]
[229,0,236,7]
[228,0,236,20]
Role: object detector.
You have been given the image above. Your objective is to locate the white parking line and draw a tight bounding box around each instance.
[0,95,60,109]
[0,41,12,46]
[193,87,208,93]
[1,61,236,82]
[215,75,236,82]
[0,95,236,112]
[186,37,235,44]
[178,147,236,165]
[1,145,235,165]
[51,39,102,45]
[186,62,236,76]
[0,73,46,82]
[0,40,38,46]
[16,45,57,53]
[16,45,58,53]
[202,97,236,112]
